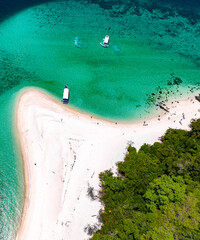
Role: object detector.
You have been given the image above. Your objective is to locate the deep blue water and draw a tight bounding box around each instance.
[0,0,199,23]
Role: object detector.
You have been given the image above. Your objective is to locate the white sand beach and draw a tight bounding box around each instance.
[16,88,200,240]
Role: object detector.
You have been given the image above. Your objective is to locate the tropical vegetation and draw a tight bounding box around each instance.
[92,118,200,240]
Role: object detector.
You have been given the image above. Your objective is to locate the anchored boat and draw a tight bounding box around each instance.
[100,35,109,48]
[62,84,69,104]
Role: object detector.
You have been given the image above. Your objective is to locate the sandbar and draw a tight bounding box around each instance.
[16,88,200,239]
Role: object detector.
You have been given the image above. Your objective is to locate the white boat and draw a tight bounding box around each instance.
[63,84,69,104]
[100,35,109,48]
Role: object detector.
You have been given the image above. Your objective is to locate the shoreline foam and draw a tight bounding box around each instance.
[16,88,200,239]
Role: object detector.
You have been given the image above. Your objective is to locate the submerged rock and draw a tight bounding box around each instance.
[156,103,169,112]
[195,95,200,102]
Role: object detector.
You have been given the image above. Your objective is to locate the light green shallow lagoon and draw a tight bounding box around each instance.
[0,1,200,238]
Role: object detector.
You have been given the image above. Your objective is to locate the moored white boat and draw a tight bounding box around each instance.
[100,35,109,48]
[63,84,69,104]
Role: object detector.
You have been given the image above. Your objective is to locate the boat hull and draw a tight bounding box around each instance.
[100,42,109,48]
[63,99,69,104]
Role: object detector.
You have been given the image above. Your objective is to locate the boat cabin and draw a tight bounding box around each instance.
[104,35,109,45]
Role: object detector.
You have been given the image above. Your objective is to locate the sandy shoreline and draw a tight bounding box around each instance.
[16,88,200,240]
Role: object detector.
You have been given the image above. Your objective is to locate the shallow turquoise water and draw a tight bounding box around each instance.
[0,87,24,239]
[0,1,200,238]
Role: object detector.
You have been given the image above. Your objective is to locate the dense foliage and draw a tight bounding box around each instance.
[92,119,200,240]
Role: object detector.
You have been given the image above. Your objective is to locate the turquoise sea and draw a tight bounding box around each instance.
[0,0,200,238]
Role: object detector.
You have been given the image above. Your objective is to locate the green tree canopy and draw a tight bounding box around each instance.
[92,119,200,240]
[144,175,186,211]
